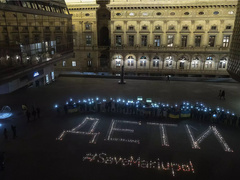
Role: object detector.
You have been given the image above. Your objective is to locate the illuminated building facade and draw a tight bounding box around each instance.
[228,0,240,81]
[0,0,73,94]
[60,0,237,77]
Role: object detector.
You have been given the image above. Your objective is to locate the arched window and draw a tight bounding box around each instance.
[153,56,159,67]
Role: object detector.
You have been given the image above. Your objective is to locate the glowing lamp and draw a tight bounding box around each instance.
[70,98,73,101]
[55,105,58,108]
[213,114,217,118]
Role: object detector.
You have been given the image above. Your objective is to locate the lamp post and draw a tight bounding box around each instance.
[118,65,126,84]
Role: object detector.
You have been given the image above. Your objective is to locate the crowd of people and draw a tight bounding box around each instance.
[55,97,240,127]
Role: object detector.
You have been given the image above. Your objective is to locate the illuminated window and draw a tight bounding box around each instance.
[85,24,91,30]
[63,61,66,67]
[154,35,161,47]
[72,61,76,67]
[228,11,234,15]
[222,35,230,48]
[167,35,174,47]
[87,60,92,67]
[129,12,135,16]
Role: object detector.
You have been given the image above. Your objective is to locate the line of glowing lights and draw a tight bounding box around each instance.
[56,117,100,144]
[147,122,177,146]
[186,125,233,152]
[105,120,140,144]
[82,153,194,177]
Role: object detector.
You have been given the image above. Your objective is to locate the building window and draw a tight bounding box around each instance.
[156,12,161,16]
[116,13,121,16]
[140,60,146,67]
[226,26,232,30]
[213,11,219,15]
[86,35,92,45]
[154,35,161,47]
[85,24,91,30]
[129,26,134,30]
[170,12,175,15]
[184,12,190,15]
[222,35,230,48]
[72,61,76,67]
[153,60,159,67]
[129,35,134,46]
[129,12,135,16]
[167,35,174,47]
[141,35,147,46]
[155,26,161,30]
[142,26,147,30]
[63,61,66,67]
[55,26,60,31]
[116,26,121,30]
[87,60,92,67]
[181,35,188,47]
[116,60,121,67]
[169,26,175,30]
[87,53,91,58]
[196,26,202,30]
[127,60,134,66]
[142,12,148,16]
[199,12,204,15]
[195,36,201,47]
[116,35,122,46]
[85,13,90,16]
[182,26,188,30]
[228,11,234,15]
[209,36,215,47]
[211,26,217,30]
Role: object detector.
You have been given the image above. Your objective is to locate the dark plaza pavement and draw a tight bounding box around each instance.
[0,77,240,180]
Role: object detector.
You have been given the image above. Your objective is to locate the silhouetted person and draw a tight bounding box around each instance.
[11,125,17,139]
[32,109,37,120]
[26,110,31,122]
[3,128,7,140]
[36,107,40,118]
[218,90,222,99]
[221,90,225,100]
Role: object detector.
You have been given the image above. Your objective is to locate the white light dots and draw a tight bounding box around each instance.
[82,153,194,177]
[147,123,177,146]
[186,124,233,152]
[56,117,100,144]
[105,120,141,144]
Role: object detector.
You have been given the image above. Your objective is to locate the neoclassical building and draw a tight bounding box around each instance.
[59,0,238,77]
